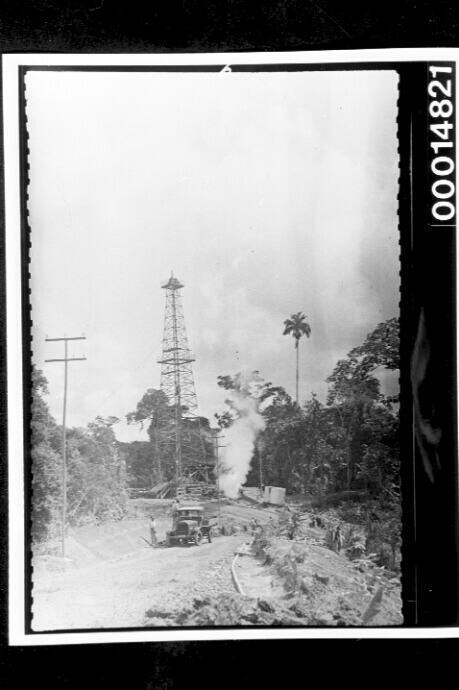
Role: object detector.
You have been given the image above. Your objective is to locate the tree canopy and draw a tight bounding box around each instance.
[219,317,399,499]
[31,368,128,542]
[283,312,312,348]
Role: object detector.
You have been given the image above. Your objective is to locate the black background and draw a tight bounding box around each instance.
[0,1,458,52]
[1,1,459,686]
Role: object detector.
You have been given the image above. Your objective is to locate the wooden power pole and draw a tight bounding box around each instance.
[214,433,225,529]
[45,336,86,558]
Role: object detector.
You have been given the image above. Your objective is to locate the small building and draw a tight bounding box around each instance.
[263,486,286,506]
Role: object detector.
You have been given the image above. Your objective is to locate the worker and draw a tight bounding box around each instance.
[333,523,343,553]
[289,511,300,540]
[149,516,158,547]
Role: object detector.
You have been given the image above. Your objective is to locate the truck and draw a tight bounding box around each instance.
[165,505,213,547]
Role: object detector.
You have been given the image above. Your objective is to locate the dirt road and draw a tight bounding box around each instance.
[32,499,402,629]
[32,535,246,631]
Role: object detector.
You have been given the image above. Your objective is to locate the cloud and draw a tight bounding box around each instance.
[27,70,400,431]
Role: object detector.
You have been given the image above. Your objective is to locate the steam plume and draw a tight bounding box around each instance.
[219,372,266,498]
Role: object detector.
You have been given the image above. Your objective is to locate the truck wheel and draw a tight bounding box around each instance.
[193,531,202,546]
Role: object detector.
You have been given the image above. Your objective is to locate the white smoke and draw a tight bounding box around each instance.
[218,372,266,499]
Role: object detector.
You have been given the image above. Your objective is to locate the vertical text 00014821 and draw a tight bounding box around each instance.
[428,65,456,226]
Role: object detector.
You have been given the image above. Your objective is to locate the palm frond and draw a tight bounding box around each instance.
[283,312,312,340]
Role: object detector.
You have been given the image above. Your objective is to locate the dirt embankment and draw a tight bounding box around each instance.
[32,497,402,630]
[244,533,401,625]
[143,499,402,627]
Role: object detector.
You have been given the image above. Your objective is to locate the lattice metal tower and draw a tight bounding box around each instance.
[157,273,211,487]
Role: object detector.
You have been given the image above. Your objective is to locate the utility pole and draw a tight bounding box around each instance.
[45,336,86,558]
[214,432,225,529]
[258,440,264,500]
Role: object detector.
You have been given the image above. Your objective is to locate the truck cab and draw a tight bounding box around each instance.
[166,505,213,546]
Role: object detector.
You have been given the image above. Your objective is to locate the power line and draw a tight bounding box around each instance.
[90,350,155,416]
[45,336,86,559]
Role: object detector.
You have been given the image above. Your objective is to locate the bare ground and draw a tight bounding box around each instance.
[32,535,245,631]
[32,498,402,630]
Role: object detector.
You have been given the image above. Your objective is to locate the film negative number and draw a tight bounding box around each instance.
[428,65,456,223]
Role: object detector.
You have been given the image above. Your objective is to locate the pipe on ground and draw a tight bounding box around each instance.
[231,553,245,595]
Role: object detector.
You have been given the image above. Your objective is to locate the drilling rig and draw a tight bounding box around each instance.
[157,273,216,500]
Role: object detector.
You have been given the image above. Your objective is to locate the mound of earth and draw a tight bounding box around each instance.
[251,536,402,626]
[145,593,322,626]
[144,588,387,627]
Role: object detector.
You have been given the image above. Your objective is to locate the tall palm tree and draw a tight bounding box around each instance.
[283,312,311,404]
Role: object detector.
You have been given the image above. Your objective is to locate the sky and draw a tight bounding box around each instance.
[26,69,400,442]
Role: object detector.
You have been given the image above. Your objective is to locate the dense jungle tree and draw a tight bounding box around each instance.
[126,388,215,487]
[31,369,127,542]
[217,317,399,500]
[65,416,128,525]
[326,317,400,494]
[31,367,62,542]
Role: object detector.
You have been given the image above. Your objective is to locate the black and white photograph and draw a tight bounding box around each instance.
[3,49,458,645]
[20,63,405,632]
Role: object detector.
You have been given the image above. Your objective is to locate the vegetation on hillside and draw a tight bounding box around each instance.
[31,316,400,565]
[31,369,128,542]
[218,317,399,498]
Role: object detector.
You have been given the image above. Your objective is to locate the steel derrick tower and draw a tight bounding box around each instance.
[157,273,211,490]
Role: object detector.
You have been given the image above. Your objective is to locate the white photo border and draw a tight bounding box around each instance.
[4,48,459,645]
